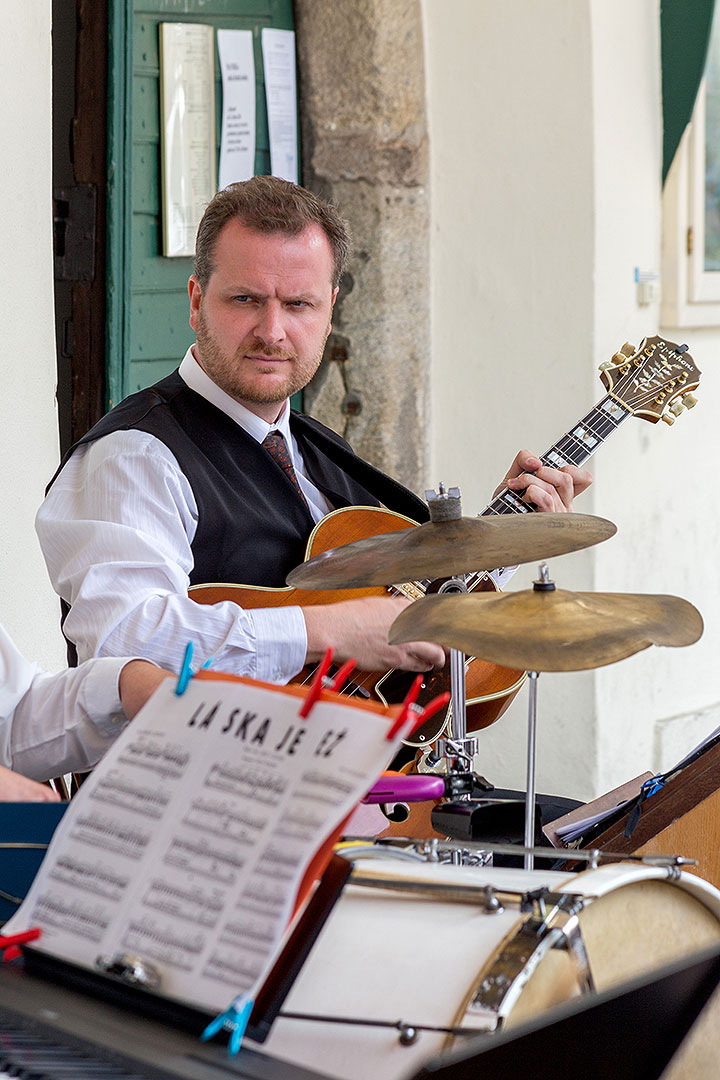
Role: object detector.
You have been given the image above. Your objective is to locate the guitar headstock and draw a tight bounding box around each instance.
[598,335,701,425]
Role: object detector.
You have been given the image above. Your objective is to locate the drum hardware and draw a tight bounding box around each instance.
[277,1011,478,1044]
[344,836,698,872]
[470,892,596,1022]
[338,839,492,870]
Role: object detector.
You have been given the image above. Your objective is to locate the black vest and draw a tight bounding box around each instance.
[50,371,429,589]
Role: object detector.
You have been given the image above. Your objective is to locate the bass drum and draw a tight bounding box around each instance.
[259,858,720,1080]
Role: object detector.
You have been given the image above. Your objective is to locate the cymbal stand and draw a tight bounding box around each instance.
[425,486,478,780]
[524,564,555,870]
[525,671,540,870]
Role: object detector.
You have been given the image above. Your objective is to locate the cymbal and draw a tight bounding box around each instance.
[388,587,703,671]
[286,513,617,589]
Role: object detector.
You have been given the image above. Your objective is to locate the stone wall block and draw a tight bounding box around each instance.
[295,0,430,494]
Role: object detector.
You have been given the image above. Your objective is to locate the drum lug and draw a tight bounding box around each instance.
[483,886,504,915]
[557,912,596,994]
[396,1022,420,1046]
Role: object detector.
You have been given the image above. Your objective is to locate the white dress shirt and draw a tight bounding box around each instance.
[0,622,130,780]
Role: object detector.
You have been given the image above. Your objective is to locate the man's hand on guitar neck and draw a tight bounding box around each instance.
[496,449,592,512]
[301,596,446,672]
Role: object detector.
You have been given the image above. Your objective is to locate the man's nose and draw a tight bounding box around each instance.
[253,302,286,346]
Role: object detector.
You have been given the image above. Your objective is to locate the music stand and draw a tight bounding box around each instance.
[411,941,720,1080]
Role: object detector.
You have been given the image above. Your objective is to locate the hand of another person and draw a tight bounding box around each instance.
[118,659,170,720]
[0,765,60,802]
[495,449,592,512]
[301,596,446,672]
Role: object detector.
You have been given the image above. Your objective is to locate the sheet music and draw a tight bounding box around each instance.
[7,675,407,1013]
[261,29,298,182]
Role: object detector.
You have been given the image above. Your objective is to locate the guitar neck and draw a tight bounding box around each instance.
[450,393,632,592]
[481,391,631,519]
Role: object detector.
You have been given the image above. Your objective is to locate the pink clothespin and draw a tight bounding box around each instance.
[299,649,358,719]
[0,927,41,962]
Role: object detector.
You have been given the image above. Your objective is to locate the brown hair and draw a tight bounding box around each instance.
[194,176,350,288]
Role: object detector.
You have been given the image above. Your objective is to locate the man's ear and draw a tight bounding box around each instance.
[188,275,202,331]
[331,285,339,309]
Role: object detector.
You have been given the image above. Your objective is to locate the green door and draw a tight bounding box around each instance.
[107,0,296,408]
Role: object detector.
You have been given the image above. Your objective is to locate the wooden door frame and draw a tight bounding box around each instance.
[53,0,108,454]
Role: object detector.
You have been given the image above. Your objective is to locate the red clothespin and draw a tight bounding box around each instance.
[406,692,451,738]
[385,674,423,740]
[330,658,357,693]
[299,649,357,719]
[0,927,41,962]
[386,677,451,742]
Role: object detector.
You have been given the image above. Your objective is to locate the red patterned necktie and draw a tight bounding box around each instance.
[262,431,310,510]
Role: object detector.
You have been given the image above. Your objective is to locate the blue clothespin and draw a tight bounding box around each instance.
[175,644,215,697]
[641,774,665,799]
[175,642,195,696]
[201,997,254,1057]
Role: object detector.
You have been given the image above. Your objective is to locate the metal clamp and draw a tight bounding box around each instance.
[95,952,162,990]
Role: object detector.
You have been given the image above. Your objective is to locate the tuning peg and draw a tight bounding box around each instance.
[599,361,614,371]
[661,412,676,426]
[620,342,636,357]
[682,392,698,409]
[669,399,685,418]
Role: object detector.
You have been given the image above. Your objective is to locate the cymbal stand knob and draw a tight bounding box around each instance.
[533,562,556,592]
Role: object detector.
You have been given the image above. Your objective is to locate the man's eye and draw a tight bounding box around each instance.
[233,295,252,303]
[287,300,307,308]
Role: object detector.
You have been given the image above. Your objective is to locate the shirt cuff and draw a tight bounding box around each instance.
[246,606,308,684]
[489,565,518,591]
[77,656,134,736]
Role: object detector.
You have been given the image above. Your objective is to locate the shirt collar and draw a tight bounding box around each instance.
[178,347,291,445]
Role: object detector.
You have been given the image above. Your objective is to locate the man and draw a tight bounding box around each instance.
[0,625,167,800]
[37,177,591,680]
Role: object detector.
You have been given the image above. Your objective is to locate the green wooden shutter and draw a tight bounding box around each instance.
[107,0,296,408]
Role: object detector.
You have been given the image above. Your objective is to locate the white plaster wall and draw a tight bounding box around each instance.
[0,4,65,670]
[422,0,598,798]
[586,0,719,793]
[422,0,710,800]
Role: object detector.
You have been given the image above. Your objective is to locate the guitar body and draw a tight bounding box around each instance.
[190,505,525,744]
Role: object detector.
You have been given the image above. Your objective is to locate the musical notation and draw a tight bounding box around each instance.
[69,813,150,860]
[90,770,171,819]
[49,855,129,903]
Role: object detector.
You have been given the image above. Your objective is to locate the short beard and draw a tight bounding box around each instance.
[194,306,327,405]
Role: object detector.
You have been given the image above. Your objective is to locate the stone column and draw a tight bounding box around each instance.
[294,0,429,493]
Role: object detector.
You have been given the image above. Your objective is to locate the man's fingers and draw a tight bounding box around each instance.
[391,641,447,672]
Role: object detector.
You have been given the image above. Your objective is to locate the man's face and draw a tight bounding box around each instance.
[188,219,338,421]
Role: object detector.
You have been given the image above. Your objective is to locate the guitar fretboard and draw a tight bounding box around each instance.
[394,393,632,600]
[449,392,631,591]
[483,392,631,519]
